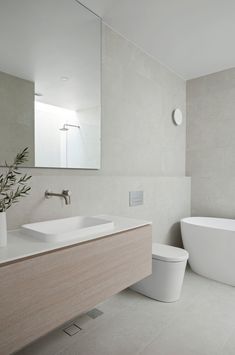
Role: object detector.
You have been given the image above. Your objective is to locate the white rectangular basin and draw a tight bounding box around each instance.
[21,216,114,243]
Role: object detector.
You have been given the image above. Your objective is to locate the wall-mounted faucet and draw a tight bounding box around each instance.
[45,189,71,205]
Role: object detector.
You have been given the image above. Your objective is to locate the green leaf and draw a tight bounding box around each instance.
[0,148,31,210]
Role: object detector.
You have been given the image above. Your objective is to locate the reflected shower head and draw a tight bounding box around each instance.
[59,123,80,131]
[59,124,69,131]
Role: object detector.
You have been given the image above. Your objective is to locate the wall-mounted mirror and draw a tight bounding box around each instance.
[0,0,101,169]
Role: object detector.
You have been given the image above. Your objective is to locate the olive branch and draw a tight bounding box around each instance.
[0,148,31,212]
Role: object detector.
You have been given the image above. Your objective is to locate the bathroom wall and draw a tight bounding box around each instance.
[0,71,34,166]
[5,25,191,246]
[187,68,235,217]
[7,175,190,246]
[100,27,186,176]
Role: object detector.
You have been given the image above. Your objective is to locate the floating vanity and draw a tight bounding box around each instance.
[0,215,152,355]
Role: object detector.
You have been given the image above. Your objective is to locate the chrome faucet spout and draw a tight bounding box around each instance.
[61,190,71,205]
[45,189,71,205]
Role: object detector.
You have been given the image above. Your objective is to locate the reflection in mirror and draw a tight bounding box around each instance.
[0,0,101,169]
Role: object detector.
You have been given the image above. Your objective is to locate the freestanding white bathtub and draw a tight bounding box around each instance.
[181,217,235,286]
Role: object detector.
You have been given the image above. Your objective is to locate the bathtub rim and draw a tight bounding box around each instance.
[181,216,235,232]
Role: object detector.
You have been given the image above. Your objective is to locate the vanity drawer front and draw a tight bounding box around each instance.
[0,225,152,355]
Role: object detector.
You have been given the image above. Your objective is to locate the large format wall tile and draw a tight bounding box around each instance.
[187,68,235,216]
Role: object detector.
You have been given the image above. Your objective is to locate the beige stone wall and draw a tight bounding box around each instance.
[187,68,235,217]
[0,71,34,165]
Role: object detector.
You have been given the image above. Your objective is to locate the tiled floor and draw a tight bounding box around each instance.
[17,268,235,355]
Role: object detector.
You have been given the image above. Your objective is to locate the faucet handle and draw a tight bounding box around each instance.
[62,190,71,204]
[45,189,51,199]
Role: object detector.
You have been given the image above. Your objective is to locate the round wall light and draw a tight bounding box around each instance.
[172,108,183,126]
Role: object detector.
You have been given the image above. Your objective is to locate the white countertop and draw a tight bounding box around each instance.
[0,215,151,266]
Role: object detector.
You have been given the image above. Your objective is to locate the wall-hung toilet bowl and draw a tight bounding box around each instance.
[131,243,189,302]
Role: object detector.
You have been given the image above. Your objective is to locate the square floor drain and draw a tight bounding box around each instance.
[63,324,82,336]
[86,308,103,319]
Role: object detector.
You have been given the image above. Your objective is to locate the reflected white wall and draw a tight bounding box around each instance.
[35,102,62,167]
[66,106,100,169]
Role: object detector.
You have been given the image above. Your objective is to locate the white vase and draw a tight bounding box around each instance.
[0,212,7,247]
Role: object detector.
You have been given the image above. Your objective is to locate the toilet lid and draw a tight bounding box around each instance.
[152,243,189,262]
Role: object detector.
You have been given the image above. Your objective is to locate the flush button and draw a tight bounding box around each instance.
[129,191,144,206]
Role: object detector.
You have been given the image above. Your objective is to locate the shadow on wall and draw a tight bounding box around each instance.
[167,222,183,247]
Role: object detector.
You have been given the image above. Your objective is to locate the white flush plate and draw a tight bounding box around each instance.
[129,191,144,207]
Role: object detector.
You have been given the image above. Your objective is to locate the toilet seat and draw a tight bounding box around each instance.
[152,243,189,262]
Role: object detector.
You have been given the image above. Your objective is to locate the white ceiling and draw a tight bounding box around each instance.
[81,0,235,79]
[0,0,101,110]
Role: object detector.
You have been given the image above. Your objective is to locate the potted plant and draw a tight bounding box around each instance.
[0,148,31,246]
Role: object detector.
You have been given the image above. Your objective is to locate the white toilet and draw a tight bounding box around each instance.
[131,243,189,302]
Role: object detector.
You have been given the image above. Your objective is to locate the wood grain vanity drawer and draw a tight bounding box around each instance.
[0,225,152,354]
